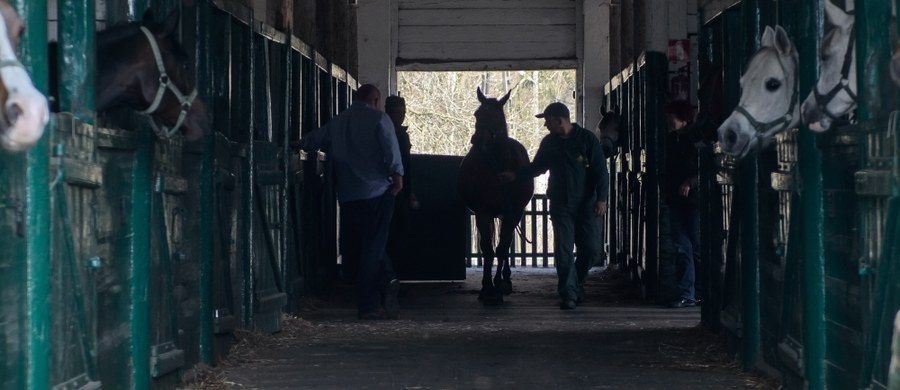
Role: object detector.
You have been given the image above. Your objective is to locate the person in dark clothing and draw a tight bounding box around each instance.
[499,102,609,310]
[385,96,418,276]
[301,84,404,320]
[663,99,701,309]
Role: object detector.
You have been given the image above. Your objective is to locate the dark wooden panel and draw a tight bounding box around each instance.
[393,155,467,281]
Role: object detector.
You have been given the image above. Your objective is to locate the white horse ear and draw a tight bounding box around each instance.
[477,87,486,103]
[761,26,777,49]
[773,26,794,56]
[825,0,851,29]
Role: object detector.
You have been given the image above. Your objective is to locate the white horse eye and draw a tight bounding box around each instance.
[765,79,782,91]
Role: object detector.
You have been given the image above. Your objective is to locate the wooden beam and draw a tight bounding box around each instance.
[396,59,577,71]
[399,9,575,26]
[399,41,575,61]
[399,0,575,10]
[399,25,573,44]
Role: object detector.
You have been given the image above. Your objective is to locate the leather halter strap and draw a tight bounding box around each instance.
[137,26,197,139]
[733,50,799,154]
[813,26,857,122]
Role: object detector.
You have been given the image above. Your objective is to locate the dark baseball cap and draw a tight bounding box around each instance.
[535,102,570,119]
[385,95,406,111]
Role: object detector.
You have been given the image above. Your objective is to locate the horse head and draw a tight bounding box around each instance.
[597,107,621,158]
[801,0,856,132]
[96,9,210,141]
[472,87,511,146]
[717,25,799,159]
[0,0,50,151]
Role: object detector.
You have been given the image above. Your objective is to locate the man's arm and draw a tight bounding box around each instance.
[588,133,609,216]
[299,123,331,152]
[377,113,404,188]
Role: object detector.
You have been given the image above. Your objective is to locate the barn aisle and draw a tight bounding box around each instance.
[190,268,773,389]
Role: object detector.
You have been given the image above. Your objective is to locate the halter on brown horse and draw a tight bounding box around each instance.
[0,0,49,151]
[458,87,533,304]
[94,10,209,140]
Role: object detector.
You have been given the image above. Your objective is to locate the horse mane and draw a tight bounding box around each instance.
[97,21,142,47]
[97,20,191,64]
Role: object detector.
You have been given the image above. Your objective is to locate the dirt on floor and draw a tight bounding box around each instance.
[181,267,781,390]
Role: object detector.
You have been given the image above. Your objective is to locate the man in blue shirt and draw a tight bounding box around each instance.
[301,84,404,320]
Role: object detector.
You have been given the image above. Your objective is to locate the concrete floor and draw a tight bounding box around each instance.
[211,268,771,390]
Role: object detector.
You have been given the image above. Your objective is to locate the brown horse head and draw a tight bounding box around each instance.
[472,87,511,148]
[597,107,621,158]
[0,0,50,151]
[96,9,210,141]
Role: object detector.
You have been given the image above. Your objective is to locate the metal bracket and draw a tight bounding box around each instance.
[51,373,101,390]
[855,169,891,197]
[150,341,185,378]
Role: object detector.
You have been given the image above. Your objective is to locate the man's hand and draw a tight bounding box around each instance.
[679,179,691,197]
[497,171,516,183]
[594,201,607,216]
[410,193,420,209]
[390,174,403,196]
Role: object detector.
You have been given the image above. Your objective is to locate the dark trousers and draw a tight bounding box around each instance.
[340,192,397,314]
[386,191,413,273]
[669,203,700,301]
[550,202,602,302]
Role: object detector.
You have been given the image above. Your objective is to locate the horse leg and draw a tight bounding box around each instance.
[496,214,518,295]
[475,214,499,302]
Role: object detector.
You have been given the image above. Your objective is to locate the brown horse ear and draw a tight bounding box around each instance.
[499,90,511,105]
[476,87,486,103]
[160,10,179,36]
[142,8,155,24]
[141,9,178,36]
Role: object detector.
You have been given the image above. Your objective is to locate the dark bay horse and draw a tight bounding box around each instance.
[0,0,49,151]
[50,9,210,140]
[97,10,209,140]
[458,87,533,304]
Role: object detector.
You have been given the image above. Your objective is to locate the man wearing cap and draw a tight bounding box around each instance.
[499,102,609,310]
[384,95,419,275]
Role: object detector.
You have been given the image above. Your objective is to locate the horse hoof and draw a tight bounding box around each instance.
[502,280,513,295]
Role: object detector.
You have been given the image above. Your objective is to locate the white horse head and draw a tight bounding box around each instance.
[0,0,49,152]
[801,0,855,132]
[717,25,799,159]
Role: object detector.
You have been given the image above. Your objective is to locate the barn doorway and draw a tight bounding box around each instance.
[393,70,577,281]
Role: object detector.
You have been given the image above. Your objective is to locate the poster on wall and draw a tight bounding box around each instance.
[667,39,692,101]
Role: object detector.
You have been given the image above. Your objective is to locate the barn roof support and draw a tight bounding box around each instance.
[793,0,826,388]
[11,0,51,389]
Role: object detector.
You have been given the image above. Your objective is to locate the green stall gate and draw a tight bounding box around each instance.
[600,0,900,388]
[0,0,352,388]
[602,51,671,302]
[694,0,900,389]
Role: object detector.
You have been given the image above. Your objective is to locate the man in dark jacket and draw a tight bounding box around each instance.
[499,102,609,310]
[663,99,700,309]
[385,95,418,276]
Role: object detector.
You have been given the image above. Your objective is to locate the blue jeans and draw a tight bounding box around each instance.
[669,204,700,301]
[550,202,602,302]
[341,192,397,314]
